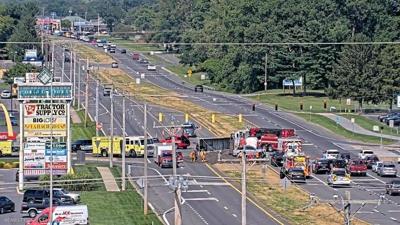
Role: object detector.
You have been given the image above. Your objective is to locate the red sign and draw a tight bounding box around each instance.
[45,162,67,170]
[0,132,17,141]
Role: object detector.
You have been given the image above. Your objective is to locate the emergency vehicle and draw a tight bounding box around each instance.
[154,143,183,168]
[92,136,155,157]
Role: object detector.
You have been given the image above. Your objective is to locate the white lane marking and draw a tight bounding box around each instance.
[311,175,329,186]
[388,210,400,213]
[391,217,398,221]
[188,182,230,186]
[232,214,237,218]
[147,158,151,163]
[224,206,228,210]
[186,202,209,225]
[356,211,374,214]
[184,197,219,202]
[186,190,210,194]
[366,173,386,184]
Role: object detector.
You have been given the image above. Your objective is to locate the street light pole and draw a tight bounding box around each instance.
[241,152,247,225]
[143,103,148,215]
[84,59,89,127]
[77,59,81,110]
[109,88,114,168]
[95,79,99,137]
[61,50,65,82]
[73,52,76,106]
[122,96,126,191]
[264,52,268,92]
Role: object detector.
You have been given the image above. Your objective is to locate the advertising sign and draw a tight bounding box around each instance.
[23,142,46,170]
[24,130,66,137]
[24,103,67,117]
[45,142,67,156]
[18,84,72,100]
[25,73,39,83]
[282,77,302,87]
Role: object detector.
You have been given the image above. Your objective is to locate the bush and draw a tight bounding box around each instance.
[12,162,19,168]
[3,163,13,169]
[39,171,99,191]
[0,162,5,168]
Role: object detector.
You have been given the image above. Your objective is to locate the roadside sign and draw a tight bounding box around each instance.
[351,118,355,123]
[389,120,394,128]
[280,177,290,190]
[346,98,351,106]
[373,125,380,132]
[140,73,145,79]
[18,83,73,100]
[37,68,53,84]
[136,78,141,84]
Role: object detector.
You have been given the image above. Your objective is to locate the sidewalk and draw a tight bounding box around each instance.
[97,167,120,192]
[320,113,400,141]
[70,107,82,123]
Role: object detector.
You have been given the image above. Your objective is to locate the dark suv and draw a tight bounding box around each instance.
[23,189,72,205]
[21,198,72,218]
[313,159,331,174]
[270,151,284,167]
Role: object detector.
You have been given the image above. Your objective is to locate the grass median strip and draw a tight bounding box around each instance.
[295,113,395,145]
[71,109,96,141]
[341,114,400,137]
[214,163,368,225]
[94,68,244,136]
[74,43,114,64]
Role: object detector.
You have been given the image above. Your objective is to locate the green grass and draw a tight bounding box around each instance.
[0,82,10,89]
[250,90,389,113]
[74,164,106,191]
[295,113,395,145]
[71,109,97,141]
[110,166,134,190]
[110,38,163,52]
[341,114,400,137]
[80,191,162,225]
[0,159,18,163]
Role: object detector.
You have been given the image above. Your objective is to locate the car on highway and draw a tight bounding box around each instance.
[71,139,92,152]
[346,160,367,176]
[121,49,127,54]
[331,159,347,169]
[312,158,331,174]
[111,62,119,68]
[358,150,375,160]
[139,58,149,64]
[286,168,306,183]
[147,64,156,71]
[372,161,383,173]
[364,155,379,169]
[323,149,340,159]
[327,168,351,187]
[270,151,284,167]
[377,162,397,177]
[386,180,400,196]
[109,48,116,53]
[194,85,204,92]
[132,53,140,60]
[182,122,197,137]
[1,90,11,99]
[0,196,15,214]
[232,145,259,157]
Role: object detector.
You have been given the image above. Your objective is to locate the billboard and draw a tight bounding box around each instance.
[25,73,39,83]
[18,84,72,100]
[282,77,303,87]
[23,142,46,170]
[24,103,67,117]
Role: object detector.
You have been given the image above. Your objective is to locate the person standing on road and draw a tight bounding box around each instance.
[200,150,207,162]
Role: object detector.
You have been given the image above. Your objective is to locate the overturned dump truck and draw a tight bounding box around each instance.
[197,137,233,151]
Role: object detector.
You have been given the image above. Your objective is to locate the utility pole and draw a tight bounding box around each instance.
[77,59,81,110]
[97,14,100,35]
[172,135,177,177]
[241,152,247,225]
[122,96,126,191]
[51,42,55,74]
[264,52,268,92]
[69,47,73,82]
[84,61,89,127]
[344,191,351,225]
[95,79,99,136]
[41,8,44,55]
[109,87,114,168]
[143,103,148,215]
[73,52,76,106]
[61,50,65,82]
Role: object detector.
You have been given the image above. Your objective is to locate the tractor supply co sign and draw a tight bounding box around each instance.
[23,103,67,137]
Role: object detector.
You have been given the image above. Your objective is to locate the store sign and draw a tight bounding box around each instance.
[24,130,66,137]
[18,84,72,100]
[25,73,39,83]
[45,142,67,156]
[24,103,67,117]
[23,142,46,170]
[24,123,66,130]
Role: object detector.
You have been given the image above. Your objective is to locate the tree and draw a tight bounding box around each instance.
[377,45,400,109]
[5,63,34,84]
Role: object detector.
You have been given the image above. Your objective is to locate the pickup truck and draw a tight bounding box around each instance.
[346,160,367,176]
[160,135,190,149]
[386,180,400,196]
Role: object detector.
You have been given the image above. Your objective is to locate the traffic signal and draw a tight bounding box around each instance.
[252,104,256,111]
[158,112,163,122]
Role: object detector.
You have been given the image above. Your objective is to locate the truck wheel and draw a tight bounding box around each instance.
[101,150,108,157]
[130,150,137,158]
[267,145,273,152]
[28,209,37,218]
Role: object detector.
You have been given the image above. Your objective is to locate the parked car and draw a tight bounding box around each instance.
[194,85,204,93]
[71,139,92,152]
[312,158,331,174]
[0,196,15,214]
[372,161,383,173]
[121,49,127,54]
[147,64,156,71]
[327,168,351,187]
[378,112,398,122]
[270,151,284,167]
[53,188,80,204]
[23,189,73,205]
[386,180,400,196]
[286,168,306,183]
[377,162,397,177]
[346,160,367,176]
[111,62,119,68]
[384,115,400,124]
[1,90,11,99]
[21,198,72,218]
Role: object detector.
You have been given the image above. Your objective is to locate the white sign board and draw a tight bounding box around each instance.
[25,73,39,83]
[136,78,141,84]
[346,98,351,106]
[389,120,394,128]
[373,125,380,132]
[351,118,355,123]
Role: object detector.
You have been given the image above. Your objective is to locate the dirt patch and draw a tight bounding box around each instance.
[214,163,369,225]
[74,44,114,64]
[94,68,245,136]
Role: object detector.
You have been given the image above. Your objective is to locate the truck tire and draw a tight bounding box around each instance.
[266,145,273,152]
[28,209,37,218]
[130,150,137,158]
[101,150,108,157]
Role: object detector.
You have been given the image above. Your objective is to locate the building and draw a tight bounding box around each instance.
[63,16,107,33]
[36,17,61,31]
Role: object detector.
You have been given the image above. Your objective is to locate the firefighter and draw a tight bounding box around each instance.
[200,150,207,162]
[190,149,197,162]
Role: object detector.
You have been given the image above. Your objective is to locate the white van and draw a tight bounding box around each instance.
[25,205,89,225]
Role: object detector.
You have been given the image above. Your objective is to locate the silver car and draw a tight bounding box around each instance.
[377,162,397,177]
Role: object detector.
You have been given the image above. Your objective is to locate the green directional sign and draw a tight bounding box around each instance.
[37,68,53,85]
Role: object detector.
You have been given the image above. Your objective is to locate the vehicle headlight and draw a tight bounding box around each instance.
[333,176,337,181]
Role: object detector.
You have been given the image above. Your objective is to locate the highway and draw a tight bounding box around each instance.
[53,39,400,225]
[51,43,284,225]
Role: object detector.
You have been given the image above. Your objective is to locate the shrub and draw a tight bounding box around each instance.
[3,163,13,169]
[0,161,5,168]
[39,171,99,191]
[12,162,19,168]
